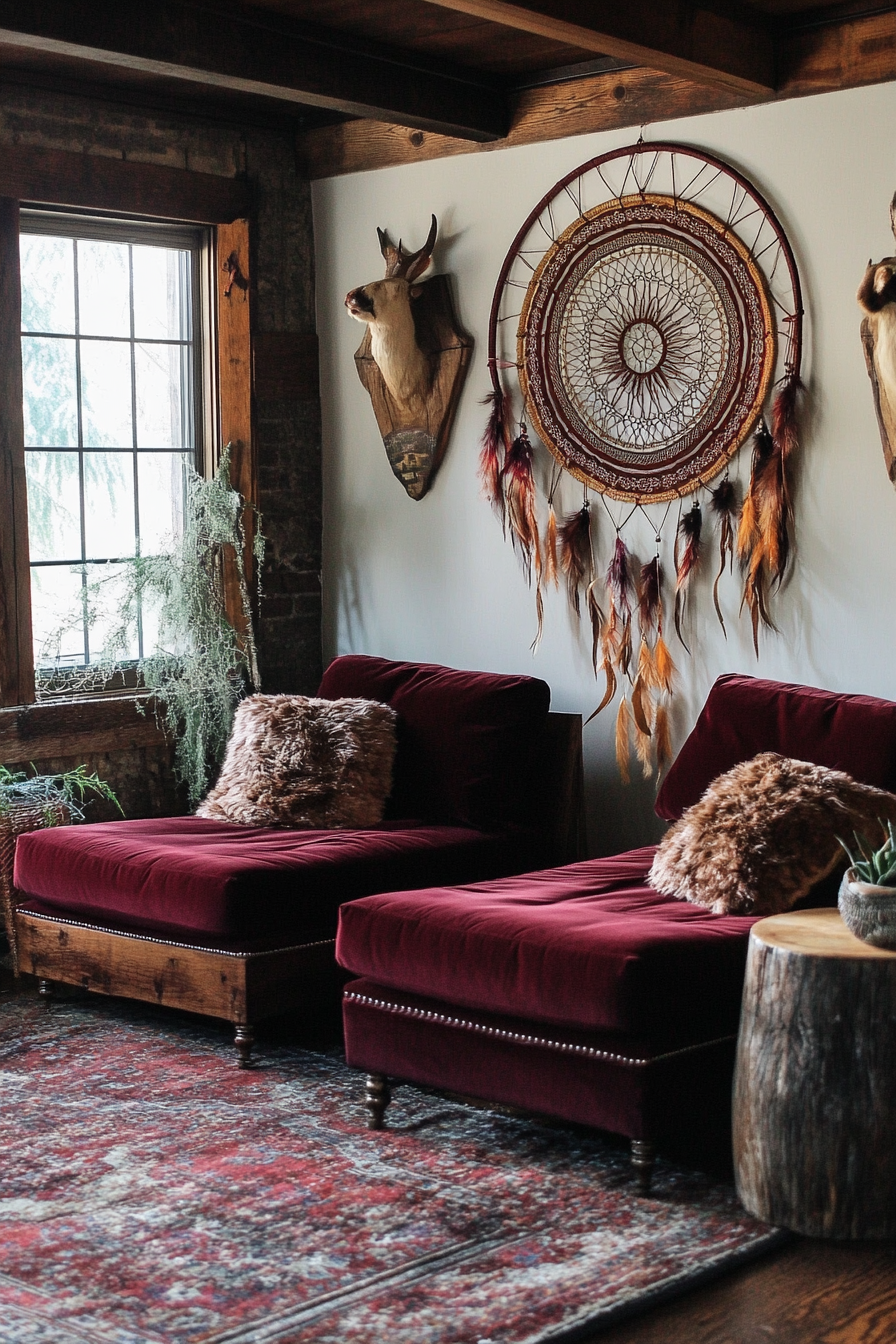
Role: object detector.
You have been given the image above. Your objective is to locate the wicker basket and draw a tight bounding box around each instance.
[0,803,69,973]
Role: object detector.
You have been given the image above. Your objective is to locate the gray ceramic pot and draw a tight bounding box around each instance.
[838,869,896,949]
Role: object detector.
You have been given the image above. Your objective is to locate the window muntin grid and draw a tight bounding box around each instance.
[20,214,205,673]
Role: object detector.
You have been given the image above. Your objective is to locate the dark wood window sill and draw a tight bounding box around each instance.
[0,695,167,762]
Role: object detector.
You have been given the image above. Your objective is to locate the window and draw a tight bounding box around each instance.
[19,214,207,680]
[0,159,252,714]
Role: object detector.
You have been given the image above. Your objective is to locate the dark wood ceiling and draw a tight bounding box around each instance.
[0,1,892,173]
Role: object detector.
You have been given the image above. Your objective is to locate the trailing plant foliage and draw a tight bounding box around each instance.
[35,448,264,806]
[838,821,896,888]
[0,764,121,823]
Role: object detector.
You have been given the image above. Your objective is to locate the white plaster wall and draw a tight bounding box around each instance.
[312,83,896,855]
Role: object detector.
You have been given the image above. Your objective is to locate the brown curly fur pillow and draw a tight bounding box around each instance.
[196,694,398,829]
[649,752,896,915]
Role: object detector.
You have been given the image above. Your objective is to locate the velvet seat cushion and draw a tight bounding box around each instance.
[13,817,531,944]
[656,674,896,821]
[317,655,551,832]
[336,847,760,1051]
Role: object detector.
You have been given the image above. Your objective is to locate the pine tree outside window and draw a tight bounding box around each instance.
[19,215,208,690]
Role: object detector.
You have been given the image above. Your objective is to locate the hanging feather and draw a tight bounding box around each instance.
[653,634,676,695]
[673,503,702,653]
[606,536,634,677]
[634,711,654,780]
[501,424,541,585]
[530,584,545,655]
[543,503,559,589]
[737,420,772,562]
[654,702,673,776]
[558,503,592,616]
[709,479,739,635]
[479,388,509,521]
[737,420,777,653]
[637,556,662,640]
[585,579,605,674]
[631,651,653,737]
[767,373,803,587]
[586,656,616,723]
[615,695,632,785]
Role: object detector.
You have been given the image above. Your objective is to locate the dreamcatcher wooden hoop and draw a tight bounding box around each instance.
[480,143,804,780]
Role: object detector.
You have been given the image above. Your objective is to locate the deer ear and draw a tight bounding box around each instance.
[409,284,424,299]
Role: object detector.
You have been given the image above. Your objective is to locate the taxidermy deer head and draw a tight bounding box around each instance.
[858,193,896,485]
[345,215,437,408]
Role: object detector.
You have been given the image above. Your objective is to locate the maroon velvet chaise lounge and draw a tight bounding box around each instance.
[336,674,896,1192]
[12,655,583,1063]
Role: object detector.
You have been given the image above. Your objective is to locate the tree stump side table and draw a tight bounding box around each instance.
[733,908,896,1239]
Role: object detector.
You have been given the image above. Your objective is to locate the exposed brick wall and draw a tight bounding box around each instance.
[0,83,322,814]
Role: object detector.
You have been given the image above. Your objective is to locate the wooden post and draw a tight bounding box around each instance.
[0,197,35,707]
[216,218,256,645]
[734,909,896,1238]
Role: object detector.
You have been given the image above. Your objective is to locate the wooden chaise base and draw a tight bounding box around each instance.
[16,909,337,1067]
[362,1071,658,1194]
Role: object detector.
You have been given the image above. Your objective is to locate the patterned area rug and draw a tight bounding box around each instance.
[0,992,785,1344]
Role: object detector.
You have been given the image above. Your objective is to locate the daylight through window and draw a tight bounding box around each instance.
[20,215,205,678]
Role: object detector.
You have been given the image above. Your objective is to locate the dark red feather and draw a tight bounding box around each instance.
[674,503,702,653]
[709,478,739,634]
[638,556,661,638]
[606,536,634,677]
[501,424,541,584]
[479,388,510,521]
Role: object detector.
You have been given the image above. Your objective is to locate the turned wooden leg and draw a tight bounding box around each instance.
[37,978,55,1009]
[234,1022,254,1068]
[365,1072,391,1130]
[631,1139,657,1195]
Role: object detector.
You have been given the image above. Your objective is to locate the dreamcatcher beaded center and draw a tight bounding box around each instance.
[519,196,776,500]
[480,144,804,781]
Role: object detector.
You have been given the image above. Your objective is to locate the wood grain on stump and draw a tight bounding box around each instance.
[733,909,896,1239]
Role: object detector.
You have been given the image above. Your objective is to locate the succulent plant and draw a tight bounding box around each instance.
[838,820,896,888]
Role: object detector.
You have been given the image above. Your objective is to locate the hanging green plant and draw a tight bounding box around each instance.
[36,447,264,806]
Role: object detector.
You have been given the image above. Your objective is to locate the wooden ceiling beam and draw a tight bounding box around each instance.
[416,0,776,97]
[298,8,896,180]
[0,0,508,142]
[298,67,750,180]
[782,8,896,97]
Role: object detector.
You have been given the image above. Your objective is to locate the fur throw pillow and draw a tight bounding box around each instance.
[196,694,398,829]
[649,751,896,916]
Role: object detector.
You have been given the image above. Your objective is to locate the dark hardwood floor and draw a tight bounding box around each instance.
[4,963,894,1343]
[594,1239,896,1344]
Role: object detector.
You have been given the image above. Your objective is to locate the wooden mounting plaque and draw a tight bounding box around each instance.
[354,273,473,500]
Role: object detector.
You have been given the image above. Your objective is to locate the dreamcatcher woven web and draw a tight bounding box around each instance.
[480,143,803,780]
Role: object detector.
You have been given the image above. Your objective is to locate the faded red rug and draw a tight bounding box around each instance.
[0,992,784,1344]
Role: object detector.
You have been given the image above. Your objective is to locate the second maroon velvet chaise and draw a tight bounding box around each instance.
[336,674,896,1191]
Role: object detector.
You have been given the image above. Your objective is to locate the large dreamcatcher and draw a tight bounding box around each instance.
[480,142,803,780]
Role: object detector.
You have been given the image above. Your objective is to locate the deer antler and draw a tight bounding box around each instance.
[378,214,437,281]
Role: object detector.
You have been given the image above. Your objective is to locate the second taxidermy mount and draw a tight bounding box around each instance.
[858,193,896,485]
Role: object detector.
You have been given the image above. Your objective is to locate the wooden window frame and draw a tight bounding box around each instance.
[0,148,253,716]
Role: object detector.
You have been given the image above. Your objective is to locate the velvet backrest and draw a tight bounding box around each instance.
[318,655,551,832]
[656,674,896,822]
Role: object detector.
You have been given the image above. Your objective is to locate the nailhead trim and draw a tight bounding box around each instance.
[344,990,735,1068]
